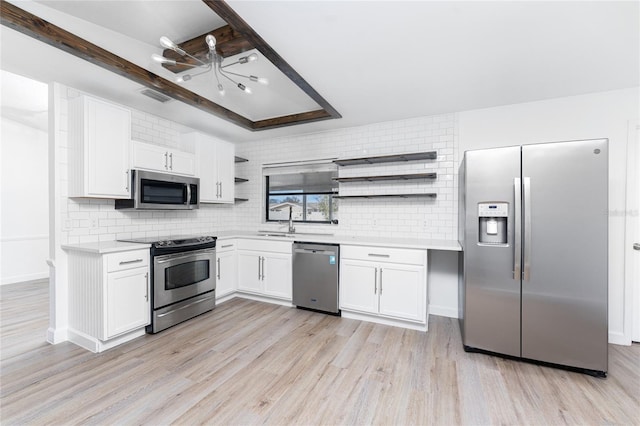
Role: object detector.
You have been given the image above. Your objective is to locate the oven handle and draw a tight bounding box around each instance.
[155,248,216,264]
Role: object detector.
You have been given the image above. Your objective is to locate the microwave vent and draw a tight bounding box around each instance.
[139,88,172,103]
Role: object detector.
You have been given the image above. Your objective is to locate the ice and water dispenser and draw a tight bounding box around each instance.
[478,202,508,245]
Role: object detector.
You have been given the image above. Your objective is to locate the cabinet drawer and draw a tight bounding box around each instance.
[217,240,237,252]
[341,245,426,265]
[236,239,292,253]
[106,249,149,272]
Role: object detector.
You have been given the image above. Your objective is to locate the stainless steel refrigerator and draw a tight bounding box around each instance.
[458,139,608,377]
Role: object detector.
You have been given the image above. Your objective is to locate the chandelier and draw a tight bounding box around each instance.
[152,35,268,96]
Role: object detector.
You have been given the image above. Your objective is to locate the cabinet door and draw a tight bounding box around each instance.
[237,251,262,293]
[377,264,426,322]
[132,141,169,172]
[216,249,237,298]
[167,150,195,176]
[216,140,235,203]
[106,267,150,338]
[85,97,131,198]
[196,138,218,202]
[339,259,378,314]
[263,252,292,300]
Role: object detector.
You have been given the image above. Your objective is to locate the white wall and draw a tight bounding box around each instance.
[458,87,640,345]
[1,117,49,285]
[235,114,458,240]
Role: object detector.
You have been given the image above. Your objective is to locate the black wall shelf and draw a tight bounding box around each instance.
[333,151,436,166]
[234,156,248,163]
[334,172,436,183]
[334,193,437,199]
[235,177,249,183]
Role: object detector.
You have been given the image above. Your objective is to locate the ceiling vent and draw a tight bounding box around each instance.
[139,88,172,103]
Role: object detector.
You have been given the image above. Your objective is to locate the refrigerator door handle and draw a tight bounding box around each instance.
[523,177,532,281]
[514,178,522,280]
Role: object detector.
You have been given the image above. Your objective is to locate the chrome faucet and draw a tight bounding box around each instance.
[288,205,296,234]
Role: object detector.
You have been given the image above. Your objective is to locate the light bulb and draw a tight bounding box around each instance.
[159,36,177,50]
[151,53,176,66]
[176,74,191,83]
[249,75,269,85]
[237,83,252,94]
[217,84,225,96]
[205,35,216,49]
[246,53,258,62]
[159,35,186,55]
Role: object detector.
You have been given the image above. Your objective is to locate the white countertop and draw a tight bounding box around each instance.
[62,241,151,254]
[217,231,461,251]
[61,233,461,253]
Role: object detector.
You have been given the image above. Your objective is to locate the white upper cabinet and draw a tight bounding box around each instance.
[69,95,131,199]
[131,140,195,176]
[183,132,235,203]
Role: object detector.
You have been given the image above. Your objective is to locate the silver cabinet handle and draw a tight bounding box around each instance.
[514,177,522,280]
[217,258,221,280]
[164,152,168,169]
[368,253,390,258]
[221,244,234,249]
[634,243,640,251]
[169,152,173,170]
[219,182,223,199]
[119,259,143,265]
[374,267,378,294]
[125,170,130,192]
[257,257,261,280]
[144,272,149,301]
[261,256,265,280]
[523,177,532,281]
[380,268,383,295]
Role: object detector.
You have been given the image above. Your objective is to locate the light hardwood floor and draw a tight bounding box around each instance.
[1,280,638,425]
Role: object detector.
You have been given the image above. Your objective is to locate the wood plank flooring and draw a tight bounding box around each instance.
[1,280,639,425]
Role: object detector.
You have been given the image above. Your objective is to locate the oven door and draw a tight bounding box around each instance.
[153,248,216,309]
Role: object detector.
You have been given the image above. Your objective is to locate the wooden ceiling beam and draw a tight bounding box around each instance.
[203,0,342,121]
[0,1,253,130]
[162,24,254,73]
[1,0,341,131]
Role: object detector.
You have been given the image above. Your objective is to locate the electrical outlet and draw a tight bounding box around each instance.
[90,219,99,229]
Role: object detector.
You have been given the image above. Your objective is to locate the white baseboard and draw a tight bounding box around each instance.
[2,272,48,286]
[608,331,631,346]
[341,310,428,332]
[235,291,293,307]
[46,326,68,344]
[68,327,146,353]
[429,304,459,319]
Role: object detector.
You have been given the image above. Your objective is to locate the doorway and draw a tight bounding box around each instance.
[0,70,49,285]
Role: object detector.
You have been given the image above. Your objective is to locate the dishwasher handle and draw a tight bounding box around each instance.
[294,248,336,255]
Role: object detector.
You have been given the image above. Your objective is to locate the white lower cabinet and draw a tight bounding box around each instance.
[340,245,428,330]
[216,240,237,300]
[106,267,150,338]
[236,239,292,302]
[66,246,150,352]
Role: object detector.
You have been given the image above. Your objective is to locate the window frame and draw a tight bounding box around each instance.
[265,176,338,224]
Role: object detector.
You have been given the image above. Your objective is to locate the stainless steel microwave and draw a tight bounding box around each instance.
[115,170,199,210]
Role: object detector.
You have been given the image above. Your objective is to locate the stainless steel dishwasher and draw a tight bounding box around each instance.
[292,242,340,314]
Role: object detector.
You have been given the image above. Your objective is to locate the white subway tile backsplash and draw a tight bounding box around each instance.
[57,84,459,244]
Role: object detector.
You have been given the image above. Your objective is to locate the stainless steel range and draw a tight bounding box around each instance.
[118,235,216,333]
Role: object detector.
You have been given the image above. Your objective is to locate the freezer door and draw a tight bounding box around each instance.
[461,146,521,357]
[521,139,608,373]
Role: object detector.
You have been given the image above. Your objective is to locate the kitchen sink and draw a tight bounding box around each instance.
[256,232,296,238]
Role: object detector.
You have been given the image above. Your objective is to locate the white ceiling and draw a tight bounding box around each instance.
[1,0,638,143]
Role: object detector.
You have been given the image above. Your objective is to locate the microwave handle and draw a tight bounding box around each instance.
[186,183,191,205]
